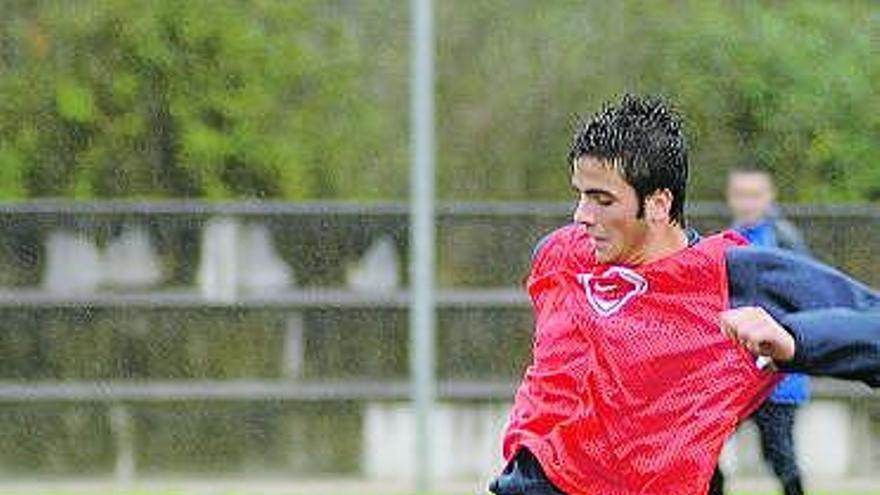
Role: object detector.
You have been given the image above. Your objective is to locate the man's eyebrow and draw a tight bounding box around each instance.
[585,188,614,197]
[572,184,616,197]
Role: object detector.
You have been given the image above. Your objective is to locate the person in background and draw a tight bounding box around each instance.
[727,167,809,255]
[721,167,809,495]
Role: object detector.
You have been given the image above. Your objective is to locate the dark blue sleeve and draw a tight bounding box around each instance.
[726,247,880,386]
[530,232,555,261]
[778,308,880,387]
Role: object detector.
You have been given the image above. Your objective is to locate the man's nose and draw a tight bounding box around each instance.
[573,200,596,226]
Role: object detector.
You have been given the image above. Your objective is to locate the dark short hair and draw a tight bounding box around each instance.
[568,94,688,225]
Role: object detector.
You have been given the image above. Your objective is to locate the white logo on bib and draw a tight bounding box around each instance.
[578,266,648,316]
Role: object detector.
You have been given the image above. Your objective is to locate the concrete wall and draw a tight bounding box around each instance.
[366,400,878,483]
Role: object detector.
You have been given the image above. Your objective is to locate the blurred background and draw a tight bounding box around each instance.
[0,1,877,494]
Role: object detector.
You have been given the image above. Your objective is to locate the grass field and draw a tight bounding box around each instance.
[3,483,879,495]
[6,492,880,495]
[4,480,880,495]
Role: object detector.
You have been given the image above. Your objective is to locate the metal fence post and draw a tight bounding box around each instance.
[109,404,135,484]
[410,0,436,491]
[284,313,306,378]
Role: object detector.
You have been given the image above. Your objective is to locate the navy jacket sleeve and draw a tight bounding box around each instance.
[726,247,880,386]
[779,308,880,387]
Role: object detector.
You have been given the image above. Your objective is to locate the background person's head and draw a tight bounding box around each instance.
[726,167,777,227]
[568,94,689,265]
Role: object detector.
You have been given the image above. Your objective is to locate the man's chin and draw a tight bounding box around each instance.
[594,248,617,264]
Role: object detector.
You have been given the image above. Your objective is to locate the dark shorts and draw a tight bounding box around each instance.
[491,449,725,495]
[488,449,566,495]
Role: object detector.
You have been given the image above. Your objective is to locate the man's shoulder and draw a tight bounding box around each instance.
[530,224,594,274]
[531,224,583,258]
[694,229,749,254]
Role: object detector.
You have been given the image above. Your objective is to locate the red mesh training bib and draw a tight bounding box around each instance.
[503,225,779,495]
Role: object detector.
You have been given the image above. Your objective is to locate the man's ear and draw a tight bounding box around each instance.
[644,189,674,224]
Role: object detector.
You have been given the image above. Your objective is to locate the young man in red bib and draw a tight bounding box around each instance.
[489,95,879,495]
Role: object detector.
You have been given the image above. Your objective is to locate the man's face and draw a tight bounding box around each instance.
[571,156,649,265]
[726,171,775,226]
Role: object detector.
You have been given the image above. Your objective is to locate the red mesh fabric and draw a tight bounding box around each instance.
[503,225,780,495]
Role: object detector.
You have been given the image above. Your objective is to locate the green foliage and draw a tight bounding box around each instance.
[0,0,406,200]
[434,0,879,202]
[0,0,877,202]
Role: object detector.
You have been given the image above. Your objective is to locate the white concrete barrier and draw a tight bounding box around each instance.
[43,230,102,293]
[363,402,509,482]
[198,218,294,301]
[796,400,853,477]
[102,226,161,288]
[372,399,868,483]
[721,400,861,479]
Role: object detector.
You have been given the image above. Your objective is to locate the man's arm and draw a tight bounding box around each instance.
[780,308,880,386]
[727,246,879,313]
[725,246,880,386]
[720,306,880,387]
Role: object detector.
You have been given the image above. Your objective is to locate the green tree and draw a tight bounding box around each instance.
[1,0,877,203]
[0,0,407,200]
[433,0,878,202]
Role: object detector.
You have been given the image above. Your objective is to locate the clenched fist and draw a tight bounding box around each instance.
[720,306,796,362]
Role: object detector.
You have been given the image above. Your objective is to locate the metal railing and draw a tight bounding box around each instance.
[0,200,877,480]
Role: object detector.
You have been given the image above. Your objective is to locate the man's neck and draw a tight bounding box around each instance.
[639,226,689,265]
